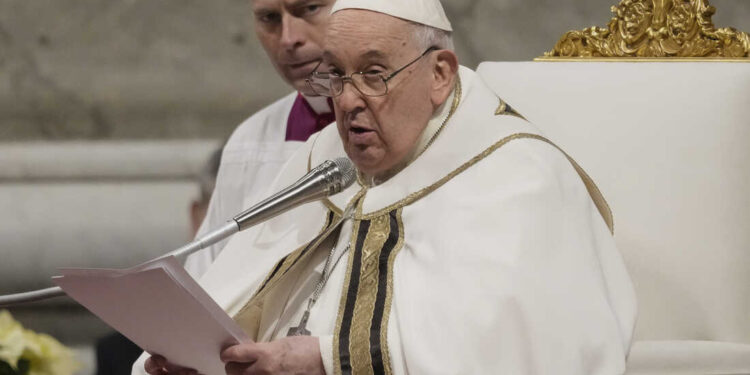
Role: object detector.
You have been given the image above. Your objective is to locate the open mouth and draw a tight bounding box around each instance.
[350,126,371,134]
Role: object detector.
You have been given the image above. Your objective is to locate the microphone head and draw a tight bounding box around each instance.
[331,157,356,193]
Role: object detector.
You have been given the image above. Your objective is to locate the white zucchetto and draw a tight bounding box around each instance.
[331,0,453,32]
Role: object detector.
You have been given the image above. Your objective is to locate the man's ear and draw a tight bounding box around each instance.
[430,50,459,107]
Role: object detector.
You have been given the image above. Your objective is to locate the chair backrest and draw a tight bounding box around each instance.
[477,61,750,343]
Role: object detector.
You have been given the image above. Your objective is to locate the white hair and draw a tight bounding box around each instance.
[410,22,454,51]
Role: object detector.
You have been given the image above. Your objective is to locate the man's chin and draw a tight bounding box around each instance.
[346,150,388,177]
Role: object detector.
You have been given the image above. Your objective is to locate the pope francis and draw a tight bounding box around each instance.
[136,0,637,374]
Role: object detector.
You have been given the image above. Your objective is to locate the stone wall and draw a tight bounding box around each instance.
[1,0,748,142]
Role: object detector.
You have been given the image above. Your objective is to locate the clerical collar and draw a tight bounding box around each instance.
[286,93,335,142]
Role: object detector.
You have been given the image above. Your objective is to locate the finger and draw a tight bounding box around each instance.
[220,343,265,363]
[145,355,167,373]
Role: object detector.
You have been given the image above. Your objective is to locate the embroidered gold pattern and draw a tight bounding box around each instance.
[543,0,750,58]
[348,215,390,375]
[332,204,405,375]
[333,197,366,375]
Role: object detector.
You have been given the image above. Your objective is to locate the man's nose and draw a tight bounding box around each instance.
[335,80,366,114]
[280,15,306,51]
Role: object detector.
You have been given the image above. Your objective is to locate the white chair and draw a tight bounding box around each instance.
[477,61,750,374]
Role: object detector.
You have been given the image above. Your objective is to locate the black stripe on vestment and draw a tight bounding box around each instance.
[338,218,371,375]
[369,210,400,375]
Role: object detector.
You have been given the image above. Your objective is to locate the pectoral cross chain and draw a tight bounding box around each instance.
[286,208,354,337]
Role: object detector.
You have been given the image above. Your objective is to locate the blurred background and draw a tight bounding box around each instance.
[1,0,748,374]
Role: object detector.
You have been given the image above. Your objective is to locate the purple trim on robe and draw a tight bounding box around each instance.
[285,94,335,142]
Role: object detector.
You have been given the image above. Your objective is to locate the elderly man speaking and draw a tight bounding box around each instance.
[142,0,637,374]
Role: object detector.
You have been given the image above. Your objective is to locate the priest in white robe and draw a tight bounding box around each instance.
[184,0,338,278]
[137,0,637,374]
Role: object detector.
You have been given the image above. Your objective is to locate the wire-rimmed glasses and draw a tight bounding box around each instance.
[306,47,438,98]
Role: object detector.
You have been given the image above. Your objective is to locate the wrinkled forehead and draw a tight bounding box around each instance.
[324,9,416,63]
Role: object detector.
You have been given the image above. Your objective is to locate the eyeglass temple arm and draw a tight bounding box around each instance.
[384,46,440,82]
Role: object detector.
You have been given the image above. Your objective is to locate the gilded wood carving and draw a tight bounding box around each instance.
[544,0,750,58]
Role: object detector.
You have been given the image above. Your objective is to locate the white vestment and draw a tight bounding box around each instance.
[134,67,636,375]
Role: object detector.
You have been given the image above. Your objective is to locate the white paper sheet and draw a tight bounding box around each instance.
[53,256,250,375]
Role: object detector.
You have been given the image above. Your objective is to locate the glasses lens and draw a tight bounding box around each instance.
[308,72,334,97]
[353,73,387,96]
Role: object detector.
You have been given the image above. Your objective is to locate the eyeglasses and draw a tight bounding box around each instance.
[306,47,438,98]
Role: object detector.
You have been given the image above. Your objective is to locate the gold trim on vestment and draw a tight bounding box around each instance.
[332,197,366,375]
[348,214,390,375]
[332,202,405,375]
[522,135,615,234]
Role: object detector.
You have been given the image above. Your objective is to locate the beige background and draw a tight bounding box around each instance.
[1,0,748,141]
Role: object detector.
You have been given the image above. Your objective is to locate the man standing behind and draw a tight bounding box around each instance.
[184,0,337,278]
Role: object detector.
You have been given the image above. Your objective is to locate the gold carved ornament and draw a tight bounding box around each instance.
[541,0,749,59]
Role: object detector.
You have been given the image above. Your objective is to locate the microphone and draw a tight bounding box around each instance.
[0,158,356,307]
[234,157,356,231]
[167,157,356,259]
